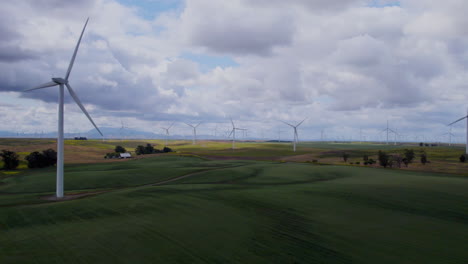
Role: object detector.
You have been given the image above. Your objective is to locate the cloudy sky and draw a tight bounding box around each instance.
[0,0,467,141]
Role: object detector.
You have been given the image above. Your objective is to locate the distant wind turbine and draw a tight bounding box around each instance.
[448,108,468,154]
[24,18,102,198]
[281,119,306,152]
[382,120,396,145]
[185,122,201,144]
[161,122,174,146]
[228,118,246,149]
[442,126,455,147]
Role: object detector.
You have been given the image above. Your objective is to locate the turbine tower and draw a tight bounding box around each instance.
[185,122,201,144]
[382,120,396,145]
[161,122,174,146]
[442,126,455,147]
[25,18,102,198]
[281,119,306,152]
[448,108,468,154]
[228,118,246,149]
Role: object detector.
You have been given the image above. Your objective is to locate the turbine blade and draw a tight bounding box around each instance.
[448,116,468,126]
[168,122,174,130]
[195,122,202,128]
[228,129,234,138]
[281,120,294,127]
[65,18,89,81]
[24,81,58,91]
[296,118,306,127]
[66,83,103,136]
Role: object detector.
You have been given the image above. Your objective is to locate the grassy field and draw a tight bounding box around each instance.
[1,139,467,263]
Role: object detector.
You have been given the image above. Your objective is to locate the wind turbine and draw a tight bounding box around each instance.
[228,118,246,149]
[382,120,396,145]
[185,122,201,144]
[442,126,455,147]
[24,18,102,198]
[448,108,468,154]
[281,119,306,152]
[161,122,174,146]
[119,119,130,141]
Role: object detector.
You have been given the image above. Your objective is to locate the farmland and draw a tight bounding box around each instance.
[0,138,467,263]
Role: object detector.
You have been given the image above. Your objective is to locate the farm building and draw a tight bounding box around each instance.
[119,153,132,159]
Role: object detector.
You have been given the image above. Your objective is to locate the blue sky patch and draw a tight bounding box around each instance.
[117,0,183,20]
[181,52,239,72]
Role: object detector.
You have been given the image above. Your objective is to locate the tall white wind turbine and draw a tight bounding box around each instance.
[448,108,468,154]
[161,122,174,146]
[228,118,246,149]
[281,119,306,152]
[185,122,201,144]
[24,18,102,198]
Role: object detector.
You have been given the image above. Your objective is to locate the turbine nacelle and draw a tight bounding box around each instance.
[52,78,68,85]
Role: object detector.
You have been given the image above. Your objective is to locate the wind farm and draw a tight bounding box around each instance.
[1,2,468,264]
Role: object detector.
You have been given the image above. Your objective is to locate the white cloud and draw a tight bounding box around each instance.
[0,0,467,141]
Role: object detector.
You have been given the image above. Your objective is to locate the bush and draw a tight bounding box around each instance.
[459,154,466,163]
[25,149,57,168]
[163,147,173,153]
[0,150,19,170]
[356,161,360,165]
[104,152,120,159]
[419,142,423,147]
[115,146,126,153]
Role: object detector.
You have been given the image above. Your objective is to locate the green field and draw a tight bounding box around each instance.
[1,146,467,263]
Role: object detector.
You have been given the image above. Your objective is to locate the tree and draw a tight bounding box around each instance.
[0,150,19,170]
[342,152,349,162]
[25,151,47,168]
[115,146,126,153]
[392,154,403,168]
[135,145,146,155]
[42,149,57,167]
[420,151,428,165]
[25,149,57,168]
[419,142,423,147]
[403,149,415,164]
[378,150,389,168]
[460,154,466,163]
[144,143,154,154]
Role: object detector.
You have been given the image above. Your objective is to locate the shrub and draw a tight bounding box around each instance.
[419,142,423,147]
[356,161,360,165]
[460,154,466,163]
[115,146,126,153]
[0,150,19,170]
[163,147,173,153]
[104,153,120,159]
